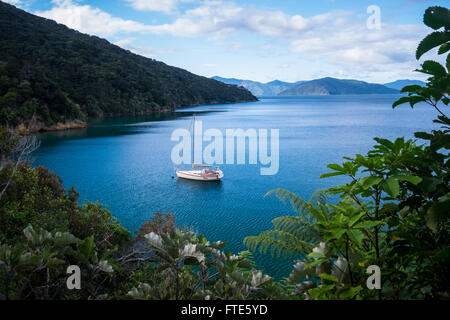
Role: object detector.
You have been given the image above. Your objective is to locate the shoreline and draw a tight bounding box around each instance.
[16,119,88,135]
[15,99,259,134]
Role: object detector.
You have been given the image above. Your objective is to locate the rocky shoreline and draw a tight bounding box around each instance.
[14,108,174,134]
[16,119,88,134]
[14,99,258,134]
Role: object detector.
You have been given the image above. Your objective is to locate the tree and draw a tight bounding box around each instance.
[0,126,40,201]
[245,6,449,300]
[393,6,449,121]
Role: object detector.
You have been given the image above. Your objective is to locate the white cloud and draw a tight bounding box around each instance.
[114,38,171,58]
[214,40,246,53]
[124,0,179,14]
[2,0,22,5]
[145,1,340,38]
[34,0,331,39]
[289,22,427,73]
[123,0,196,14]
[35,0,151,36]
[114,38,136,47]
[2,0,32,7]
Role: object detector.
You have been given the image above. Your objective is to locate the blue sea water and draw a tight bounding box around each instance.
[33,95,439,279]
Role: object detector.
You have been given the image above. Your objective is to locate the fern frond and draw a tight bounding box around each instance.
[265,188,310,217]
[246,188,331,259]
[244,230,313,258]
[310,189,329,207]
[272,216,304,233]
[238,250,256,268]
[270,216,315,240]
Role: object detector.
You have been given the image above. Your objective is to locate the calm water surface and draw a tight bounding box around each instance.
[33,95,438,278]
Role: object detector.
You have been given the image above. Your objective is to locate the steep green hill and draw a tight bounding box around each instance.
[0,2,257,131]
[279,77,399,95]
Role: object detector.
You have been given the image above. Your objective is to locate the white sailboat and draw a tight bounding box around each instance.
[175,114,224,181]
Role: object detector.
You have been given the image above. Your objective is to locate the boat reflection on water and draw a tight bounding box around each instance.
[175,175,223,191]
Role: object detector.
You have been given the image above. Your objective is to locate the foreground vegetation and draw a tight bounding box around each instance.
[0,162,282,299]
[246,6,449,300]
[0,6,448,300]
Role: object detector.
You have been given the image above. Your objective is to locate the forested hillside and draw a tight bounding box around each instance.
[0,2,257,131]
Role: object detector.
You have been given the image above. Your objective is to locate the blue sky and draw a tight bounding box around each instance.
[4,0,448,83]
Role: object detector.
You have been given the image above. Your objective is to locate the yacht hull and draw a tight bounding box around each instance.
[176,169,223,181]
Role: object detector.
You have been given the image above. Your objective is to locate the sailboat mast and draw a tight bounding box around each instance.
[192,113,195,166]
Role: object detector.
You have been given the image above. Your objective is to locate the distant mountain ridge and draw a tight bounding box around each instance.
[0,2,257,132]
[279,77,399,95]
[213,76,424,96]
[383,79,426,90]
[212,76,304,96]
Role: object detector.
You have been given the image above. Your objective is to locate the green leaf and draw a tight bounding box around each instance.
[339,285,363,300]
[418,60,447,77]
[237,259,253,269]
[416,31,450,59]
[382,178,400,198]
[425,195,450,231]
[168,247,179,259]
[397,174,422,185]
[434,247,450,263]
[419,177,442,193]
[430,132,450,151]
[54,232,80,246]
[400,84,424,93]
[326,228,346,240]
[374,137,394,149]
[320,273,339,283]
[79,236,95,260]
[423,6,450,30]
[346,229,364,245]
[348,212,366,228]
[353,220,385,229]
[183,257,200,266]
[307,251,326,260]
[447,51,450,72]
[438,42,450,55]
[326,163,344,172]
[305,259,326,269]
[414,131,434,140]
[392,96,426,109]
[47,257,65,268]
[360,176,383,189]
[425,210,438,232]
[320,171,345,178]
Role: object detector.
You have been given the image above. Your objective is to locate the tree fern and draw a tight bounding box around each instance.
[244,230,314,259]
[244,189,329,258]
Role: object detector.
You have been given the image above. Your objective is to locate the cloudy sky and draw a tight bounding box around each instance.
[4,0,447,83]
